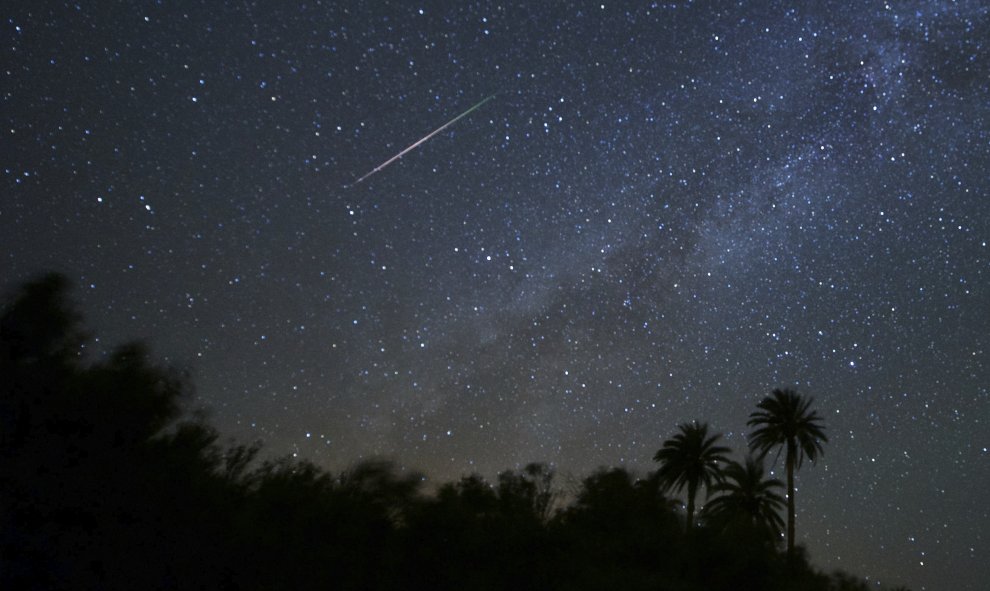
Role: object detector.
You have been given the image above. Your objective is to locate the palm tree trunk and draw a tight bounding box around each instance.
[686,481,697,532]
[786,440,796,558]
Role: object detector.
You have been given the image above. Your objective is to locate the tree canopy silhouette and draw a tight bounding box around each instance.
[0,273,907,591]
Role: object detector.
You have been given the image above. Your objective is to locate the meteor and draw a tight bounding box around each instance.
[349,95,495,186]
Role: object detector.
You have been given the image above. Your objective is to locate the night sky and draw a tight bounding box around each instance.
[3,2,988,589]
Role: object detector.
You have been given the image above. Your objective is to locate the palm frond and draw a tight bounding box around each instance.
[747,388,827,467]
[702,456,785,538]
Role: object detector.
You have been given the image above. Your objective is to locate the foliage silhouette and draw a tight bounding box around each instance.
[748,388,828,558]
[0,274,907,591]
[496,461,560,524]
[554,467,682,589]
[1,274,235,588]
[702,456,786,543]
[653,421,730,531]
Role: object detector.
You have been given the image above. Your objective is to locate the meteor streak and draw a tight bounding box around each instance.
[349,95,495,186]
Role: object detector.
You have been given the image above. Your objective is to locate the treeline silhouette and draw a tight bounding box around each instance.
[1,274,911,591]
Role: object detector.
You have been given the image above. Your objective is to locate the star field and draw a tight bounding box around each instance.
[2,2,988,589]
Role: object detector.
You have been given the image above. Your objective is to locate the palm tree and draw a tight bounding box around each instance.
[747,388,827,557]
[702,456,785,541]
[653,421,730,531]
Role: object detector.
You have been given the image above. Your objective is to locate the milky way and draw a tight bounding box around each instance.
[2,2,987,589]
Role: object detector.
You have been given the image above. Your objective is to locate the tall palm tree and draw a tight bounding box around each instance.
[653,421,730,531]
[747,388,827,557]
[702,456,785,541]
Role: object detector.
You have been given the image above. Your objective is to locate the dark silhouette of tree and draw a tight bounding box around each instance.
[556,467,681,588]
[0,273,85,363]
[219,439,264,488]
[437,472,499,517]
[403,473,501,590]
[703,456,785,542]
[653,421,730,531]
[0,273,234,589]
[1,273,909,591]
[403,466,559,591]
[1,273,86,456]
[338,458,424,525]
[496,462,560,524]
[240,457,423,590]
[748,388,828,558]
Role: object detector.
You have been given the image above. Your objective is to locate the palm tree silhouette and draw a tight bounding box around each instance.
[747,388,827,558]
[653,421,730,531]
[703,456,785,541]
